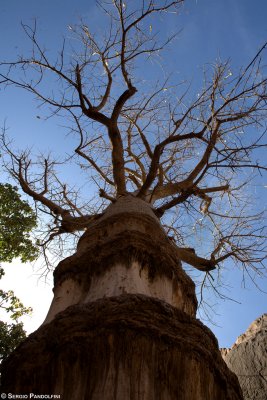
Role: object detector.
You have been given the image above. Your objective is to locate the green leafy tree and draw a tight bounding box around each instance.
[0,267,32,321]
[0,183,38,362]
[0,321,26,364]
[0,183,38,263]
[0,268,31,363]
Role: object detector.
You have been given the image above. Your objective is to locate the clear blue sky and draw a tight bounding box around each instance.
[0,0,267,348]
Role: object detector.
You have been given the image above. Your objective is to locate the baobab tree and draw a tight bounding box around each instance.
[0,0,266,398]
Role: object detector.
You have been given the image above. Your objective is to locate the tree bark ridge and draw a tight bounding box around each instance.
[1,295,243,400]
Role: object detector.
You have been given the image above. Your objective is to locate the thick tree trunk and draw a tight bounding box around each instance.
[1,195,243,399]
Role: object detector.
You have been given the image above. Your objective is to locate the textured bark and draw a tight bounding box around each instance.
[222,314,267,400]
[1,295,243,400]
[1,195,243,399]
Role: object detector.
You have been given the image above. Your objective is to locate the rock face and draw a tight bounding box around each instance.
[1,196,243,399]
[222,314,267,400]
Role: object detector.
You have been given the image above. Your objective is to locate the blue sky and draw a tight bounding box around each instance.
[0,0,267,348]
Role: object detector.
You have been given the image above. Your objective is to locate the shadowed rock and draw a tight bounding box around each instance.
[222,313,267,400]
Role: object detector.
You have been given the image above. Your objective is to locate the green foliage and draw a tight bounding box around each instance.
[0,321,26,363]
[0,183,38,363]
[0,267,30,364]
[0,268,32,321]
[0,183,38,263]
[0,266,31,363]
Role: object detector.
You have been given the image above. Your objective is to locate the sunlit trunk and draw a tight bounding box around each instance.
[1,196,243,399]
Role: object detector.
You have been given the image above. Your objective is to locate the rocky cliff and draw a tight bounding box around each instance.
[222,313,267,400]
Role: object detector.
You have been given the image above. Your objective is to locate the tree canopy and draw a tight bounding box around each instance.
[0,0,266,296]
[0,182,37,323]
[0,183,38,263]
[0,321,26,364]
[0,183,37,362]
